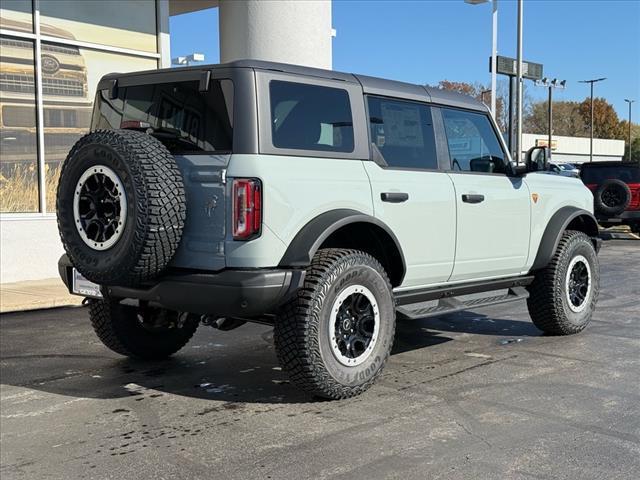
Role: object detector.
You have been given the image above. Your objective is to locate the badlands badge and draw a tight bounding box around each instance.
[531,193,539,204]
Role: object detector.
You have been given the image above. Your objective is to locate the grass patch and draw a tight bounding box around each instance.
[0,163,61,213]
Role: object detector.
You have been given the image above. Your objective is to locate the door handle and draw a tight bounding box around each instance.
[381,192,409,203]
[461,194,485,204]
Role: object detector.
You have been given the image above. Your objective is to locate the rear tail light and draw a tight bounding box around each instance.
[232,178,262,240]
[627,183,640,210]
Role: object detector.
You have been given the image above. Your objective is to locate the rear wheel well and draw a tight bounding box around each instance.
[319,222,404,287]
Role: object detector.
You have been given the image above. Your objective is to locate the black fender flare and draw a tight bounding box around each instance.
[531,207,599,271]
[278,209,406,282]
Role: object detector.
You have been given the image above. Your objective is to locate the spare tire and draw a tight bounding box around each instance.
[56,129,186,286]
[594,179,631,217]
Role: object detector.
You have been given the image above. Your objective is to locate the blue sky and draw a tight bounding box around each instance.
[170,0,640,118]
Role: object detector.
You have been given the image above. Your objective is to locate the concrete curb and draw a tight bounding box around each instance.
[0,278,83,314]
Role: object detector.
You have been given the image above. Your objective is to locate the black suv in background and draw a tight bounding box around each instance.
[580,162,640,234]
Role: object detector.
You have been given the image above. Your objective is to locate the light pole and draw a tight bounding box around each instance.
[515,0,523,163]
[465,0,498,120]
[624,99,635,163]
[535,78,566,158]
[579,77,606,162]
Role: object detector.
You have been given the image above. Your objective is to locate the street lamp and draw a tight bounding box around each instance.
[535,77,566,158]
[579,77,606,162]
[171,52,205,67]
[624,99,635,163]
[465,0,498,120]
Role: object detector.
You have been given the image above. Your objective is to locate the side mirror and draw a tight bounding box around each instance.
[525,146,549,173]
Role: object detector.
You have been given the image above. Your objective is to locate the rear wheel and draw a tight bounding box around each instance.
[527,230,599,335]
[88,300,199,359]
[274,249,395,399]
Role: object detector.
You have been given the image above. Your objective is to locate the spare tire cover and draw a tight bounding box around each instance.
[56,129,186,286]
[594,179,631,217]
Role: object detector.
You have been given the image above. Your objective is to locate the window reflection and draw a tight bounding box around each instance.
[0,36,39,213]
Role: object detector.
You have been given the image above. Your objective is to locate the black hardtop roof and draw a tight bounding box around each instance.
[102,59,486,112]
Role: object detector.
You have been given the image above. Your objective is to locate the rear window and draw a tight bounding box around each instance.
[581,165,640,184]
[269,80,354,153]
[367,96,438,169]
[92,79,233,154]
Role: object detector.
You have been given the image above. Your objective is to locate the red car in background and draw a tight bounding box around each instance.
[580,162,640,234]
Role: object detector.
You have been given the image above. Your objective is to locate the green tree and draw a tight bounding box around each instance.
[624,137,640,163]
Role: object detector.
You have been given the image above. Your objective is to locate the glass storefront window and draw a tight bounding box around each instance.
[42,44,157,211]
[39,1,157,53]
[0,36,39,213]
[0,0,33,33]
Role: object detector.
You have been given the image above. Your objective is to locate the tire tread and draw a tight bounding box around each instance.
[274,248,395,399]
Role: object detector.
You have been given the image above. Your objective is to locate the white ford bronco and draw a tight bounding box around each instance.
[56,61,601,399]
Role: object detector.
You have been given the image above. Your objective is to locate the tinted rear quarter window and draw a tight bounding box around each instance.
[269,80,354,153]
[367,96,438,169]
[92,79,233,154]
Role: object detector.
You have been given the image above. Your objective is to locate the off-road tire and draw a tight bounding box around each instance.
[274,249,396,399]
[594,179,631,217]
[88,300,199,359]
[527,230,599,335]
[56,129,185,286]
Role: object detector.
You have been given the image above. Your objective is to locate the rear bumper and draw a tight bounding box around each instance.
[58,255,304,317]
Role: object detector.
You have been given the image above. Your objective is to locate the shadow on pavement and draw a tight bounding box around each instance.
[1,307,541,405]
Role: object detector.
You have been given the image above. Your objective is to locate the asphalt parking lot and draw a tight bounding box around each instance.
[1,238,638,480]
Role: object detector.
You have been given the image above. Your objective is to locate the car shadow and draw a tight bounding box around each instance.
[1,308,541,405]
[416,309,542,337]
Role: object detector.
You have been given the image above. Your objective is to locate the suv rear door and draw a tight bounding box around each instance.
[438,107,531,282]
[363,95,456,288]
[92,70,235,271]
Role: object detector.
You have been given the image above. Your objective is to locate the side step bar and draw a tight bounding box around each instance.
[394,276,534,320]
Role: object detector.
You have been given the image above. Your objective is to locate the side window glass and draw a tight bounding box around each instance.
[367,96,438,169]
[269,80,354,153]
[441,108,506,174]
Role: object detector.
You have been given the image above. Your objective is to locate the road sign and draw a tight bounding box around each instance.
[490,55,543,80]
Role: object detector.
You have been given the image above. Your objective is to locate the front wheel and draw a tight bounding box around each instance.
[274,249,396,399]
[527,230,599,335]
[88,300,199,359]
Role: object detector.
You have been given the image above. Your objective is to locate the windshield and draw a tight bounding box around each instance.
[92,79,233,154]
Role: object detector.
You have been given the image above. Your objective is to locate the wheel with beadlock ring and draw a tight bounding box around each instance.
[527,230,600,335]
[274,248,396,399]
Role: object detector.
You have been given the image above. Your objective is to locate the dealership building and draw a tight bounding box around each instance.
[0,0,333,285]
[0,0,625,286]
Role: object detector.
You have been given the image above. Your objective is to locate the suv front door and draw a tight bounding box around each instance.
[439,107,531,282]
